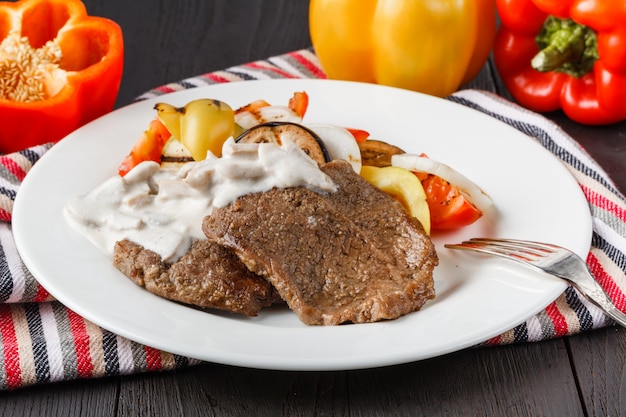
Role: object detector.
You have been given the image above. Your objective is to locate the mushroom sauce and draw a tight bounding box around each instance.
[64,138,336,262]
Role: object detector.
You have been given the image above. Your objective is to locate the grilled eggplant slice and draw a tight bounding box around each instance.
[235,122,330,166]
[358,139,405,168]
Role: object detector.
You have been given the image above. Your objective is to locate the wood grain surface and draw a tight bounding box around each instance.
[1,1,625,415]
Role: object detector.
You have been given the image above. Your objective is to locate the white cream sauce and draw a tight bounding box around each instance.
[64,138,336,262]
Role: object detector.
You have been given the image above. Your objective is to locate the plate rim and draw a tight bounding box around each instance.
[13,79,590,370]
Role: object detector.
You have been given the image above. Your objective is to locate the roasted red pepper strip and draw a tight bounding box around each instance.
[494,0,626,125]
[288,91,309,118]
[118,118,171,177]
[346,128,370,143]
[0,0,124,152]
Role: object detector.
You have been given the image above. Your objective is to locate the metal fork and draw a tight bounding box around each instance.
[444,237,626,328]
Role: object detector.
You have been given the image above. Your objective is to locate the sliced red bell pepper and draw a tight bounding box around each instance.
[0,0,124,152]
[346,128,370,143]
[288,91,308,118]
[494,0,626,125]
[234,91,309,118]
[118,118,171,176]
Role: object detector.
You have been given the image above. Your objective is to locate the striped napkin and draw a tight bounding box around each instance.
[0,49,624,389]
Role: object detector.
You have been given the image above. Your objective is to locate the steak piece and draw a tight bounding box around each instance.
[203,160,437,325]
[113,239,282,316]
[321,160,436,277]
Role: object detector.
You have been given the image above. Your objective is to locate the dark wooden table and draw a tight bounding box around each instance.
[2,1,625,415]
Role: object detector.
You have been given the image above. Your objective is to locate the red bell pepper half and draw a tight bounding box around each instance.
[494,0,626,125]
[0,0,124,152]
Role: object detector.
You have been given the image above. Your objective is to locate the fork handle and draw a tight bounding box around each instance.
[603,304,626,328]
[573,281,626,328]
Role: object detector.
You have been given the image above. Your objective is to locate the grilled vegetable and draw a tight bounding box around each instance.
[235,122,330,166]
[360,165,431,234]
[180,99,235,160]
[392,154,492,213]
[234,91,309,129]
[160,137,194,168]
[307,123,362,173]
[118,118,171,176]
[154,98,236,160]
[288,91,309,117]
[392,153,492,231]
[358,139,405,167]
[154,102,182,139]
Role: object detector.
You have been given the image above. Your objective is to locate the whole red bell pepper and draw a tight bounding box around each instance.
[0,0,124,153]
[494,0,626,125]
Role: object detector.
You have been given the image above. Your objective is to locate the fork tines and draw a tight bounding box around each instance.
[444,238,558,262]
[444,238,626,328]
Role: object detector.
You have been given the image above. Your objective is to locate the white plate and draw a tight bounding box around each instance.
[13,79,591,371]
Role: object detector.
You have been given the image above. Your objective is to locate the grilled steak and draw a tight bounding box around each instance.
[113,239,282,316]
[321,160,436,277]
[203,160,437,325]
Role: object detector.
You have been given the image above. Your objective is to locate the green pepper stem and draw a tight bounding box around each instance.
[532,16,598,78]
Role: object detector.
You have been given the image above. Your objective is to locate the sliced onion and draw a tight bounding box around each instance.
[307,123,362,173]
[391,153,493,212]
[234,105,302,130]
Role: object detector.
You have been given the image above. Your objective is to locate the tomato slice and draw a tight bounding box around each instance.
[416,173,482,231]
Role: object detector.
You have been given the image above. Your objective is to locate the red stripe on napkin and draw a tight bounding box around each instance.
[484,335,502,346]
[287,51,327,79]
[0,157,27,181]
[546,303,569,336]
[32,285,50,303]
[582,185,626,221]
[587,253,626,311]
[144,346,162,371]
[154,85,177,95]
[68,310,94,378]
[244,62,299,78]
[0,306,22,388]
[0,208,10,223]
[203,73,231,83]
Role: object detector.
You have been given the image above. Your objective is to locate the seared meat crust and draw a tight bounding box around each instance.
[203,160,437,325]
[322,160,437,278]
[113,239,282,316]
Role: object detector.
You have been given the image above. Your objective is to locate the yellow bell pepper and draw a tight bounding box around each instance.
[309,0,496,97]
[360,165,431,234]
